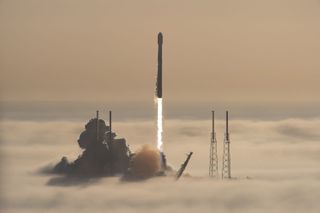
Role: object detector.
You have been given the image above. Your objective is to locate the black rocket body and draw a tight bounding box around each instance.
[156,32,163,98]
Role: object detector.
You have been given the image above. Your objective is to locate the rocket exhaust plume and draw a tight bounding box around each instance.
[156,32,164,169]
[157,98,163,152]
[131,145,160,179]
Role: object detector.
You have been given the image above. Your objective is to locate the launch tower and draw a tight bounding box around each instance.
[209,111,218,178]
[222,111,231,179]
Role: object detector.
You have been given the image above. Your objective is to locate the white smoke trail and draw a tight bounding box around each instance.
[157,98,163,152]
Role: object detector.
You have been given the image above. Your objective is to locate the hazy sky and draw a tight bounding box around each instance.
[1,0,320,104]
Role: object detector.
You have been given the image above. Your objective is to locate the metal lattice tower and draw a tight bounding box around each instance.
[209,111,219,178]
[222,111,231,179]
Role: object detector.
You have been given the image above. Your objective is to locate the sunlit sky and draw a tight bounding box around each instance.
[1,0,320,105]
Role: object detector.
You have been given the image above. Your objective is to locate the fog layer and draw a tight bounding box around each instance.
[1,118,320,212]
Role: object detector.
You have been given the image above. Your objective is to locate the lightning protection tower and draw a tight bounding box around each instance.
[209,110,218,178]
[222,111,231,179]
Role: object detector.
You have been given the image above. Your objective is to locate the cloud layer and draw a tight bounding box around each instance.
[1,118,320,213]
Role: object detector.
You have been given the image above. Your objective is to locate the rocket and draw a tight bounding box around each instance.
[156,32,163,98]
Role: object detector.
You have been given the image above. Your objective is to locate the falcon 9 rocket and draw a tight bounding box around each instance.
[156,32,163,98]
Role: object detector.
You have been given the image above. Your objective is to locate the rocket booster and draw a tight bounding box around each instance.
[156,32,163,98]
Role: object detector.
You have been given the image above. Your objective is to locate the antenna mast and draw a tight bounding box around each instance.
[96,110,99,144]
[222,111,231,179]
[109,110,112,143]
[209,110,219,178]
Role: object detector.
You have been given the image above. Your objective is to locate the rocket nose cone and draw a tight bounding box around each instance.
[158,32,163,44]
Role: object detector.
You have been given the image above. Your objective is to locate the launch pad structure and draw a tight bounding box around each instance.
[209,111,218,178]
[221,111,231,179]
[209,111,232,179]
